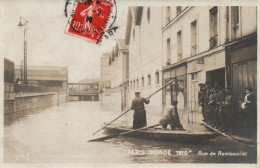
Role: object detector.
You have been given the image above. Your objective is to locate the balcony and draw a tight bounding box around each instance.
[209,35,218,49]
[191,45,197,56]
[166,58,171,65]
[177,53,182,62]
[166,16,171,23]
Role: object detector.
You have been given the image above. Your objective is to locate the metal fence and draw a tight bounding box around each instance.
[15,84,67,93]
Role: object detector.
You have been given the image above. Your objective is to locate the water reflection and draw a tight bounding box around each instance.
[4,101,256,163]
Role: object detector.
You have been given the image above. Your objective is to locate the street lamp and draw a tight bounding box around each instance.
[17,16,29,84]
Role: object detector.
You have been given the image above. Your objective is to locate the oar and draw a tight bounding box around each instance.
[92,109,131,135]
[88,123,162,142]
[92,79,174,135]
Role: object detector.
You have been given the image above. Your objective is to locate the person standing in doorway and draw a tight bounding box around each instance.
[208,88,216,127]
[131,92,150,129]
[242,87,257,133]
[204,82,212,123]
[198,83,206,121]
[222,87,233,134]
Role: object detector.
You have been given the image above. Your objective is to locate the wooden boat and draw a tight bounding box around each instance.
[202,122,257,145]
[104,124,219,143]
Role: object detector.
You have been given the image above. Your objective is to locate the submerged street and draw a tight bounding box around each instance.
[4,101,256,163]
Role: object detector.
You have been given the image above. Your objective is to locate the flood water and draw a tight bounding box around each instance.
[4,101,256,163]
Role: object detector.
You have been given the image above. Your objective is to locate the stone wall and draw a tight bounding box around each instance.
[4,92,67,115]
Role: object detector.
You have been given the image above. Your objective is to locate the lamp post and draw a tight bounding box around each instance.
[17,17,29,84]
[20,60,24,81]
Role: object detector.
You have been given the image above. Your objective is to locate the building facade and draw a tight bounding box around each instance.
[225,7,257,112]
[68,79,99,101]
[110,39,129,111]
[15,65,68,89]
[100,53,112,106]
[125,6,163,116]
[162,6,257,123]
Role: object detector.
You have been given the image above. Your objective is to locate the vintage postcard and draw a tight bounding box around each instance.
[1,0,259,167]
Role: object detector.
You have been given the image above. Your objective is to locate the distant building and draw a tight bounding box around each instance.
[14,65,68,89]
[125,7,163,114]
[110,39,129,111]
[161,6,257,122]
[100,53,112,106]
[68,79,99,101]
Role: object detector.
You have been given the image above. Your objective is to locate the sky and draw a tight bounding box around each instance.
[0,0,127,82]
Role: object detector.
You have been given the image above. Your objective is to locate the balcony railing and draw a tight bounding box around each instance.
[166,58,171,65]
[167,16,171,23]
[209,35,218,49]
[191,45,197,56]
[177,53,182,62]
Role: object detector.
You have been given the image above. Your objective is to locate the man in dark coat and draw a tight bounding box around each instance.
[208,88,216,126]
[131,92,150,129]
[198,83,206,121]
[222,87,233,134]
[204,82,212,122]
[215,87,225,129]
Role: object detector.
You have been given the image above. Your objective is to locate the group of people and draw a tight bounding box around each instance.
[199,82,256,134]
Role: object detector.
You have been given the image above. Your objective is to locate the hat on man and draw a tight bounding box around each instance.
[135,91,140,94]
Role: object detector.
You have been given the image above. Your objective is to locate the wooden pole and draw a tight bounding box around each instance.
[88,124,162,142]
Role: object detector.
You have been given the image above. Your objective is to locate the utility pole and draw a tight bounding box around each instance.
[18,17,29,84]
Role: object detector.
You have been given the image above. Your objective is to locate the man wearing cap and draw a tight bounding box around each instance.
[198,83,206,121]
[204,82,212,122]
[222,87,233,134]
[131,92,150,129]
[208,88,216,126]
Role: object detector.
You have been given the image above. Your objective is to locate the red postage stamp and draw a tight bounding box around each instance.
[65,0,114,44]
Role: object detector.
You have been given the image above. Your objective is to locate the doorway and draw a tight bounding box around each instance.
[206,68,225,89]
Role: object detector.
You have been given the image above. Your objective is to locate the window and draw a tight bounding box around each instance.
[176,6,181,15]
[167,38,171,65]
[147,74,151,86]
[231,6,240,39]
[137,79,139,88]
[133,80,135,89]
[177,30,182,61]
[232,6,239,26]
[191,73,198,80]
[166,6,171,23]
[130,81,132,89]
[155,71,159,84]
[142,77,144,87]
[209,6,218,48]
[147,7,150,24]
[191,20,197,56]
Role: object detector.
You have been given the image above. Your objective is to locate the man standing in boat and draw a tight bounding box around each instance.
[131,91,150,129]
